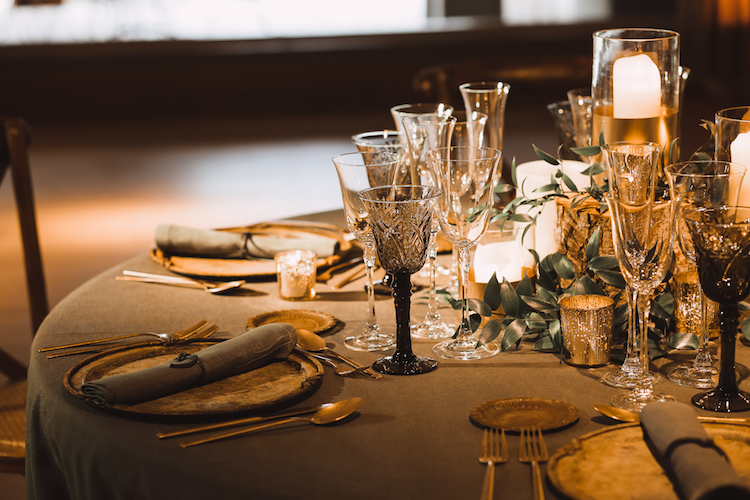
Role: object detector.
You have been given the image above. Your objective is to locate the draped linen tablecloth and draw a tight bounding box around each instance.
[26,212,750,500]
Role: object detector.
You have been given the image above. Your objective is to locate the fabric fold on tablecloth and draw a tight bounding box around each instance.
[640,401,750,500]
[81,323,297,406]
[155,224,338,259]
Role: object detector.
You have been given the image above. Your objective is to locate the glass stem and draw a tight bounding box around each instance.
[363,241,379,333]
[693,288,712,370]
[426,230,439,321]
[636,291,653,381]
[621,286,640,375]
[717,302,740,394]
[457,245,471,340]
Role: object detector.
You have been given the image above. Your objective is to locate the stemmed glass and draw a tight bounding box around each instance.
[685,206,750,412]
[665,161,746,388]
[402,114,456,339]
[600,141,663,389]
[332,151,404,351]
[358,185,441,375]
[606,188,678,412]
[428,146,502,360]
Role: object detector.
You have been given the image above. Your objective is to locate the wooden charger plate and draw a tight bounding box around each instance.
[64,340,324,417]
[548,421,750,500]
[150,221,353,279]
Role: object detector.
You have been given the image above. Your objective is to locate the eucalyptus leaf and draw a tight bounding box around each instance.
[533,336,557,350]
[585,225,601,262]
[534,183,561,194]
[548,319,562,347]
[509,213,534,223]
[533,144,560,165]
[500,279,520,317]
[516,274,534,297]
[579,275,606,295]
[494,183,514,194]
[742,317,750,341]
[501,319,526,351]
[551,254,576,280]
[595,270,627,289]
[587,256,619,271]
[467,298,492,317]
[469,313,482,332]
[483,273,502,311]
[650,297,671,320]
[571,145,601,156]
[521,296,558,314]
[560,172,578,192]
[478,319,503,344]
[511,157,518,187]
[667,331,699,350]
[656,291,674,315]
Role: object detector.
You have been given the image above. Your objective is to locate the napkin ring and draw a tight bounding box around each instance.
[170,353,206,376]
[664,437,729,463]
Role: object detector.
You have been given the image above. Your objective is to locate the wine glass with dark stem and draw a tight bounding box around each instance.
[402,114,456,339]
[607,187,678,412]
[686,206,750,412]
[332,151,405,351]
[358,185,441,375]
[665,161,746,389]
[600,141,664,389]
[428,146,502,360]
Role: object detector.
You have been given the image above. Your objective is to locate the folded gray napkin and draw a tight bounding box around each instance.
[155,224,339,259]
[81,323,297,406]
[640,401,750,500]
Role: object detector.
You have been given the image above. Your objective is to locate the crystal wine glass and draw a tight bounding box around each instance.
[402,114,456,339]
[332,151,404,351]
[606,189,677,412]
[358,185,441,375]
[428,146,502,360]
[685,206,750,412]
[600,141,663,389]
[665,161,746,388]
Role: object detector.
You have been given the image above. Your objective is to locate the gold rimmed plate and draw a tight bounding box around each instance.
[470,397,580,432]
[548,421,750,500]
[64,340,324,417]
[246,310,338,334]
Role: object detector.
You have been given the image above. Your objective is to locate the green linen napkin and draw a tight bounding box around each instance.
[81,323,296,406]
[640,402,750,500]
[155,224,339,259]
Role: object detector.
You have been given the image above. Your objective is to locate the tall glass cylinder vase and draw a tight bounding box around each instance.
[592,29,680,157]
[715,106,750,206]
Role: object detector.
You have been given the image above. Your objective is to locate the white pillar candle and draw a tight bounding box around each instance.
[473,233,535,284]
[729,131,750,205]
[515,160,590,258]
[613,53,661,119]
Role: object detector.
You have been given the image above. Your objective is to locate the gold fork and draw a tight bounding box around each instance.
[519,427,549,500]
[43,321,217,358]
[478,428,508,500]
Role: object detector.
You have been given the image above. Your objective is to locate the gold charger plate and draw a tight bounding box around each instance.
[246,310,338,334]
[150,221,353,279]
[64,340,324,416]
[548,421,750,500]
[470,397,580,431]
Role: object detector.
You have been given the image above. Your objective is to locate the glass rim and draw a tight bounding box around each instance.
[593,28,679,41]
[715,106,750,122]
[685,206,750,226]
[458,81,511,92]
[332,151,403,167]
[351,130,403,139]
[390,103,453,114]
[665,161,747,177]
[357,185,441,204]
[601,140,661,150]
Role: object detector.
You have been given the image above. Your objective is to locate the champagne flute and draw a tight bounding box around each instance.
[665,161,746,388]
[686,206,750,412]
[402,114,456,339]
[428,146,502,360]
[332,151,404,351]
[358,185,441,375]
[600,141,663,389]
[607,189,677,412]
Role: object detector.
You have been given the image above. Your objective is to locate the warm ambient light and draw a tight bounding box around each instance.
[730,131,750,204]
[612,53,661,119]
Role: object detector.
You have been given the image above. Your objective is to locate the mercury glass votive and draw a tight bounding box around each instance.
[275,249,317,300]
[560,294,615,367]
[592,29,680,150]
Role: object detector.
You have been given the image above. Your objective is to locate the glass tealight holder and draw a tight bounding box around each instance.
[591,29,680,151]
[275,249,317,300]
[560,294,615,367]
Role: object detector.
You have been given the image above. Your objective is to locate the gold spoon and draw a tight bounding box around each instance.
[594,404,749,424]
[180,397,363,447]
[296,329,382,379]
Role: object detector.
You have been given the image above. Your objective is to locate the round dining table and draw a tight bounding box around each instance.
[25,214,750,500]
